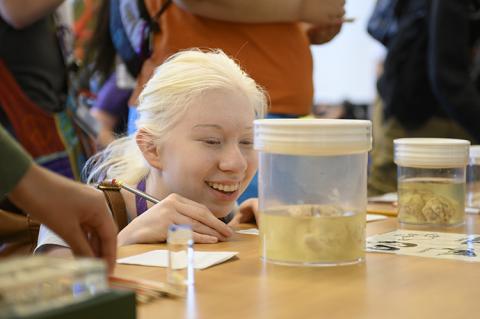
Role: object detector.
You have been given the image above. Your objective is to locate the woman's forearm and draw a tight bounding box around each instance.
[173,0,344,24]
[0,0,64,29]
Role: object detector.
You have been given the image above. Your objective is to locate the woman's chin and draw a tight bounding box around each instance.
[210,204,236,218]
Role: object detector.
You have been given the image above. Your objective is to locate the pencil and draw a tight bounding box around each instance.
[111,179,161,204]
[367,202,398,217]
[109,275,185,299]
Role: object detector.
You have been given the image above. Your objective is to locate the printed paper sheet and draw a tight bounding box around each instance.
[367,229,480,262]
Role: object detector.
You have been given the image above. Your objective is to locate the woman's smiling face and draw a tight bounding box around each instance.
[157,88,257,217]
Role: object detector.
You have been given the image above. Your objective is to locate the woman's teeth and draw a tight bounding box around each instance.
[207,182,240,192]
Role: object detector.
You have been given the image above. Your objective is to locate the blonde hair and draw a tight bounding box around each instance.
[85,49,268,184]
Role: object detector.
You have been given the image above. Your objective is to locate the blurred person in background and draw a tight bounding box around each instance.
[0,0,91,179]
[368,0,480,195]
[81,0,150,147]
[0,0,106,256]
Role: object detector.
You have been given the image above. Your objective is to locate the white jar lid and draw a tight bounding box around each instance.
[394,138,470,168]
[254,119,372,156]
[469,145,480,164]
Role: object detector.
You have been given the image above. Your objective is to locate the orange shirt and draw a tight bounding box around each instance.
[133,1,313,116]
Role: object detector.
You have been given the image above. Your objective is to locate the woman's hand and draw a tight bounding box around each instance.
[118,193,233,245]
[299,0,345,25]
[305,21,343,45]
[173,0,345,25]
[228,198,259,227]
[90,108,117,148]
[0,0,63,29]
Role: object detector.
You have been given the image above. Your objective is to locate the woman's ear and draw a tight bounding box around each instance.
[136,129,163,170]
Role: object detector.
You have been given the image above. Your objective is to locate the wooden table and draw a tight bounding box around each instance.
[115,214,480,319]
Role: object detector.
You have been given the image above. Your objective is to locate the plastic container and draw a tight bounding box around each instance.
[167,224,194,287]
[394,138,470,226]
[254,119,372,266]
[467,145,480,208]
[0,256,109,317]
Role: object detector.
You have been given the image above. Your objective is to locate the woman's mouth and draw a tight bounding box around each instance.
[206,181,241,194]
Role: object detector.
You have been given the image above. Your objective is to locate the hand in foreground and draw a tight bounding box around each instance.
[228,198,259,227]
[90,108,116,148]
[300,0,346,25]
[8,164,118,272]
[173,0,345,25]
[306,22,343,44]
[117,193,233,245]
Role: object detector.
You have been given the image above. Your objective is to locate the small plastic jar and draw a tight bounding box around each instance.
[467,145,480,208]
[254,119,372,266]
[394,138,470,226]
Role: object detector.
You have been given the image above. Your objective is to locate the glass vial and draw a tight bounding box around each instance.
[467,145,480,208]
[167,224,194,287]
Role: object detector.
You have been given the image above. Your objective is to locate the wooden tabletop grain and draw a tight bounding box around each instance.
[115,214,480,319]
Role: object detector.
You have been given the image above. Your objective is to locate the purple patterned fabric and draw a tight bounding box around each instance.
[41,156,74,179]
[135,179,147,216]
[92,73,131,118]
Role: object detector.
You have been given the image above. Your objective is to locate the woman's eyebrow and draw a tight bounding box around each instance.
[192,124,253,131]
[193,124,222,130]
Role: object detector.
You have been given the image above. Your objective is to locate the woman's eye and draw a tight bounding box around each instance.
[240,140,254,147]
[203,139,221,145]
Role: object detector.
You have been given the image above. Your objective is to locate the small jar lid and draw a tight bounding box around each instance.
[469,145,480,164]
[254,119,372,156]
[394,138,470,168]
[167,224,192,244]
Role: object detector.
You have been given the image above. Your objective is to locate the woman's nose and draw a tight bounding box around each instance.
[218,144,248,173]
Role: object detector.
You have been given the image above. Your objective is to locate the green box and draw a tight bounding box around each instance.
[17,290,136,319]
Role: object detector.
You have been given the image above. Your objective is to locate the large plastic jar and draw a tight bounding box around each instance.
[394,138,470,226]
[467,145,480,208]
[254,119,372,266]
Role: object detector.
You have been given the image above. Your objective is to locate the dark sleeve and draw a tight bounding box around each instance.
[428,0,480,142]
[0,126,32,199]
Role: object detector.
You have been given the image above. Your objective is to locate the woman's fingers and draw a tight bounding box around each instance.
[166,194,233,238]
[172,210,229,241]
[190,221,228,241]
[64,224,95,258]
[192,232,219,244]
[139,193,234,244]
[169,193,206,209]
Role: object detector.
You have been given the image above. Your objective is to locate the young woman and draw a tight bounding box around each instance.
[36,49,267,254]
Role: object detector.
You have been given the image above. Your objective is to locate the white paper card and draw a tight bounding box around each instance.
[466,207,480,214]
[117,250,238,270]
[236,228,259,235]
[367,229,480,262]
[368,192,398,203]
[367,214,388,222]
